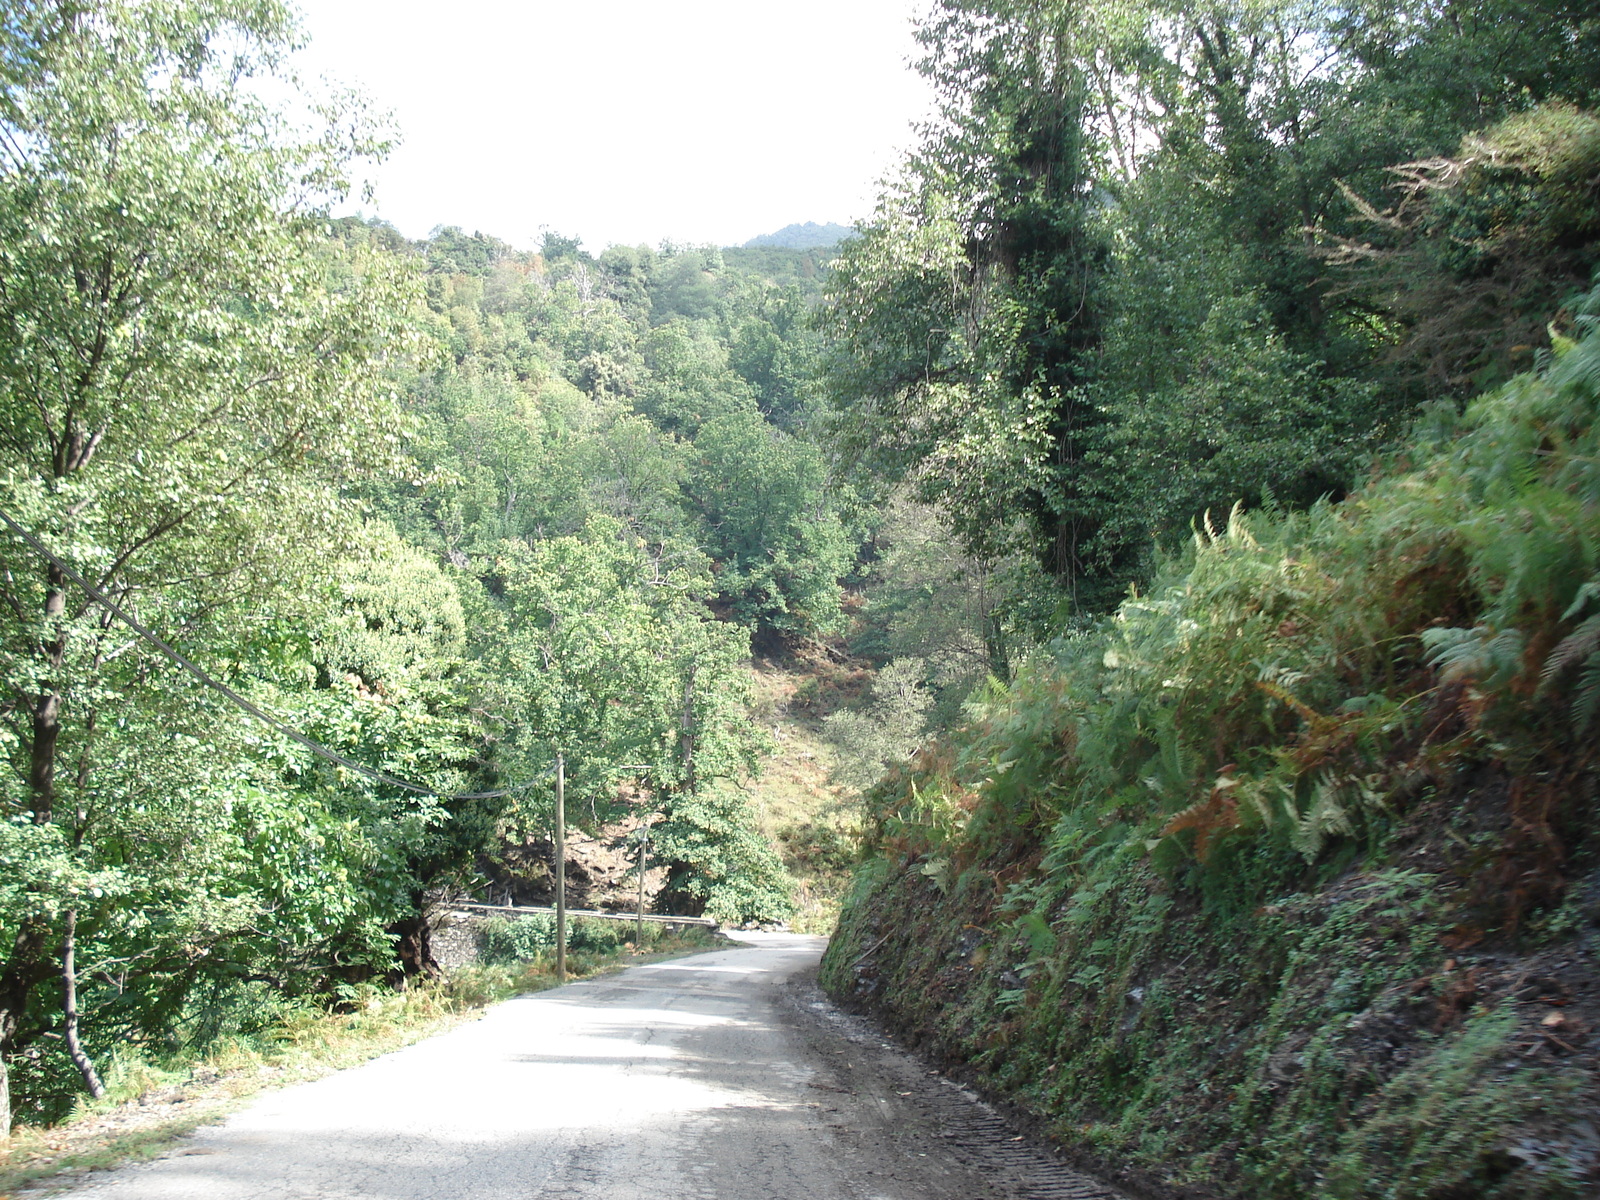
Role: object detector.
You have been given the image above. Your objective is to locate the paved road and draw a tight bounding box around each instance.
[55,933,1021,1200]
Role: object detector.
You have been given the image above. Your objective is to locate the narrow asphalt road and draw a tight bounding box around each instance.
[53,933,1079,1200]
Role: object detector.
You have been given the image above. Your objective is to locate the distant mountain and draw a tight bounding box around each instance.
[743,222,855,250]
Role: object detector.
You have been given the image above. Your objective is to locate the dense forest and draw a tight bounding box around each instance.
[3,0,1600,1194]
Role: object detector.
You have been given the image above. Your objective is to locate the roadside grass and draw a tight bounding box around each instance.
[0,927,723,1198]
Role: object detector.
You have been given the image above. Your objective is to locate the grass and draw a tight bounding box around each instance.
[0,927,723,1198]
[744,656,867,935]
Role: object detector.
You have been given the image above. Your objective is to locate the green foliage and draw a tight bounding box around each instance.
[848,492,1048,691]
[479,914,634,962]
[474,515,761,812]
[0,0,846,1138]
[823,658,934,792]
[0,0,439,1132]
[825,285,1600,1197]
[861,282,1600,872]
[636,320,756,434]
[1321,1007,1584,1199]
[372,233,852,644]
[822,0,1600,616]
[688,410,851,636]
[652,784,796,925]
[1334,101,1600,398]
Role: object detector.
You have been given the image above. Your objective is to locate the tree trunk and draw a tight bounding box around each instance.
[385,911,439,989]
[679,664,698,794]
[61,910,105,1099]
[28,567,68,823]
[0,916,54,1139]
[0,1032,9,1143]
[0,570,74,1134]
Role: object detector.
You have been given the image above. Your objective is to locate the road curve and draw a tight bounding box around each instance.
[56,933,1009,1200]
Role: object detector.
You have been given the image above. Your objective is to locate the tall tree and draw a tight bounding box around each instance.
[822,0,1600,616]
[0,0,423,1133]
[475,516,761,813]
[822,0,1115,606]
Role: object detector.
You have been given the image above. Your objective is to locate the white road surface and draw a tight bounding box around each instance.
[55,933,1005,1200]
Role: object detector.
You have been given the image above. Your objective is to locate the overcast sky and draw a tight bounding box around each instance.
[287,0,935,252]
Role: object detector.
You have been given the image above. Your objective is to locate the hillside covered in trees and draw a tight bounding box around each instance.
[0,0,854,1133]
[2,0,1599,1194]
[818,1,1600,1198]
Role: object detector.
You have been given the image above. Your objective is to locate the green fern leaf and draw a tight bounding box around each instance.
[1572,654,1600,730]
[1542,613,1600,686]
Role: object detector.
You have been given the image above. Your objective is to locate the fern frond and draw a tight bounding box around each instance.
[1160,772,1242,862]
[1423,625,1526,687]
[1542,612,1600,686]
[1572,654,1600,730]
[1225,501,1260,550]
[1286,774,1358,863]
[1256,678,1323,726]
[1561,580,1600,622]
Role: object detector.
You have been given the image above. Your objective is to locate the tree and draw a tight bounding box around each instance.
[727,282,821,429]
[823,0,1600,617]
[850,492,1036,685]
[475,516,762,825]
[381,365,595,558]
[649,246,722,324]
[468,515,788,922]
[288,527,495,980]
[0,0,424,1133]
[688,410,851,640]
[6,528,489,1120]
[823,658,935,793]
[635,320,757,435]
[821,0,1116,606]
[651,784,795,924]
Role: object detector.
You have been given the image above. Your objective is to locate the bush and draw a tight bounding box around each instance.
[479,913,644,963]
[479,914,559,963]
[568,917,626,952]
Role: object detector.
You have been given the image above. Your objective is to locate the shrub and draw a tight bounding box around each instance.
[480,914,559,963]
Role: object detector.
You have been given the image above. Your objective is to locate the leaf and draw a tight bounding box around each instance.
[1016,912,1058,959]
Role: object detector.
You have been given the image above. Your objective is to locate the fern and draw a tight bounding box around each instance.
[1422,625,1526,688]
[1575,655,1600,729]
[1286,774,1358,863]
[1543,612,1600,680]
[1540,580,1600,728]
[1160,773,1243,862]
[1016,911,1058,960]
[857,280,1600,897]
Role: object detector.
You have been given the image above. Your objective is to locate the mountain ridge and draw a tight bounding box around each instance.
[742,221,855,250]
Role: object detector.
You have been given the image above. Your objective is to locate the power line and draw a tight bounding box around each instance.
[0,505,532,802]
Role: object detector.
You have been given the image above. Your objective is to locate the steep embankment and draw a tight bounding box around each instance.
[821,296,1600,1198]
[744,651,873,934]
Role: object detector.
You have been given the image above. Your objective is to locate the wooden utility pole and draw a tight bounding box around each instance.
[635,823,648,947]
[554,752,566,983]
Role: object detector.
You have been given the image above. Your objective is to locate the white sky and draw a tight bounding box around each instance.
[287,0,936,252]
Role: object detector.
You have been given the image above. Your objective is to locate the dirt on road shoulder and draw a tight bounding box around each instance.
[779,969,1137,1200]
